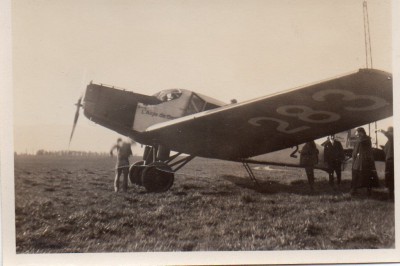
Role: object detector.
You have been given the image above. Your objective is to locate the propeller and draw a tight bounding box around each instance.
[68,96,83,148]
[69,68,87,149]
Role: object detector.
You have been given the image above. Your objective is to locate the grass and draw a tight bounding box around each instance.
[14,155,395,253]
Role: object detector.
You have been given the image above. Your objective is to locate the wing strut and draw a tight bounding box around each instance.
[169,155,195,172]
[242,162,259,185]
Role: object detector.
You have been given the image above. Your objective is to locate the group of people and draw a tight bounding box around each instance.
[109,126,394,199]
[300,134,345,191]
[300,126,394,200]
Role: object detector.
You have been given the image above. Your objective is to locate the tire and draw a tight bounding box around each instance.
[141,162,174,192]
[129,161,145,186]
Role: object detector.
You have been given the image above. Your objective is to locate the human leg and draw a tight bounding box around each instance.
[351,170,359,195]
[328,168,334,186]
[334,164,342,185]
[114,168,122,192]
[305,167,315,190]
[122,167,129,192]
[361,169,373,196]
[385,159,394,200]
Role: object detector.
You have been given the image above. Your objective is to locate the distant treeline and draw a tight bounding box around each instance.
[16,150,110,157]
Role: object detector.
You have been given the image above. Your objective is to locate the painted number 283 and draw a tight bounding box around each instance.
[248,88,389,134]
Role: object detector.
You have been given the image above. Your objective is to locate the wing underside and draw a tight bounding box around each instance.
[137,69,392,160]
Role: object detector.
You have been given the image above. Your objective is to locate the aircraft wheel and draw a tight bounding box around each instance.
[141,162,174,192]
[129,161,145,186]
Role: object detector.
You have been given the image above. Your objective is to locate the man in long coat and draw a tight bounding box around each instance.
[351,127,375,195]
[323,135,345,186]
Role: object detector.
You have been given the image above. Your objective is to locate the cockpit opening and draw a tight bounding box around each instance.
[153,89,182,102]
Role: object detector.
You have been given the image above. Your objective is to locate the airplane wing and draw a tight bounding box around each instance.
[137,69,392,160]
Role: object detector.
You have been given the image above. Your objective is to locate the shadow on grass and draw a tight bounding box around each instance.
[222,175,391,201]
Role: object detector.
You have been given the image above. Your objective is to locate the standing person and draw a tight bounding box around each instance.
[110,138,133,192]
[351,127,375,196]
[378,126,394,200]
[300,141,319,191]
[323,135,345,187]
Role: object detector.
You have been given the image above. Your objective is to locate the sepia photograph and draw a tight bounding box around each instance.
[1,0,399,265]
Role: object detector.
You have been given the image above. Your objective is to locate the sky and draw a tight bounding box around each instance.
[12,0,392,155]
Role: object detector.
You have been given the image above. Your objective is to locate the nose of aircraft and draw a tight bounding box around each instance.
[80,83,162,137]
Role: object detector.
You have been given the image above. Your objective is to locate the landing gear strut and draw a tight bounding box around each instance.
[128,145,195,192]
[242,161,259,185]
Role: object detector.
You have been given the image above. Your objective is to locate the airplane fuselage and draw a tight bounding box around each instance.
[83,83,225,143]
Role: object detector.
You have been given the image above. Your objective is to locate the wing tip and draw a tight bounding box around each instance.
[358,68,392,77]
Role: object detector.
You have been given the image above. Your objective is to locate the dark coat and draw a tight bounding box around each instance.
[300,142,319,167]
[323,140,344,164]
[352,136,374,171]
[383,131,394,160]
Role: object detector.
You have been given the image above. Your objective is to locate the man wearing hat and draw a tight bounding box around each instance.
[323,135,345,187]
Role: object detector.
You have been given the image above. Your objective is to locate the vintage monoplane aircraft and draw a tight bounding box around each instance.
[70,69,392,192]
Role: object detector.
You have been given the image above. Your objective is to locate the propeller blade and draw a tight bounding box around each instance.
[69,97,82,147]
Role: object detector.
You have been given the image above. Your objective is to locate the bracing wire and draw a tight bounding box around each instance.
[363,0,377,147]
[363,1,369,68]
[363,1,373,69]
[365,1,373,68]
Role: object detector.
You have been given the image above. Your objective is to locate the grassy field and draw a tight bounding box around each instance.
[14,155,394,253]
